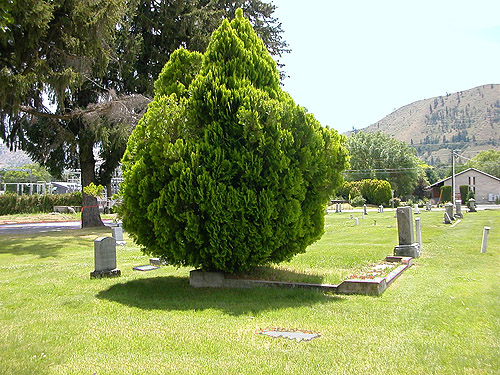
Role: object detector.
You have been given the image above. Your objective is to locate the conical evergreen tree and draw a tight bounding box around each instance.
[120,9,348,273]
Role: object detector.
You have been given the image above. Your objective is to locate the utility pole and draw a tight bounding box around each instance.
[451,150,460,207]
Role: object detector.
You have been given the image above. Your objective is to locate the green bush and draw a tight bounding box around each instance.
[0,192,82,215]
[459,185,470,203]
[119,10,348,274]
[350,195,366,207]
[440,185,452,203]
[337,179,392,206]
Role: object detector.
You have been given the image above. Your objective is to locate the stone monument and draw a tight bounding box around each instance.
[468,198,477,212]
[112,226,126,246]
[90,236,121,278]
[454,201,463,219]
[425,201,431,211]
[394,206,421,258]
[414,203,421,214]
[363,204,368,215]
[443,203,454,224]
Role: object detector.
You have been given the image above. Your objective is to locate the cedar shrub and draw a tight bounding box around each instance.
[120,9,348,273]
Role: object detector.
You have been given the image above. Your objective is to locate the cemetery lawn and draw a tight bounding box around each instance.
[0,210,499,374]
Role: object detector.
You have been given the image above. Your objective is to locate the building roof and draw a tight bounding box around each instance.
[425,168,500,190]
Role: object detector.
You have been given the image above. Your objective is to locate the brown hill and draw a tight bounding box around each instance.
[360,84,500,165]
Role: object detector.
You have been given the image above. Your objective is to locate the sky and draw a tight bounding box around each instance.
[271,0,500,133]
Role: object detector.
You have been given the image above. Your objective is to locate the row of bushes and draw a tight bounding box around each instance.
[0,192,82,215]
[440,185,475,203]
[336,179,392,206]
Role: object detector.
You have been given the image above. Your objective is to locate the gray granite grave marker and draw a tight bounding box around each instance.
[90,236,121,278]
[111,226,126,246]
[394,206,421,258]
[443,203,454,224]
[426,201,431,211]
[363,204,368,215]
[455,201,463,219]
[414,203,421,215]
[415,217,422,251]
[468,198,477,212]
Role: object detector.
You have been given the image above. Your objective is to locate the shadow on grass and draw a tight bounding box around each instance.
[0,228,110,258]
[97,275,344,316]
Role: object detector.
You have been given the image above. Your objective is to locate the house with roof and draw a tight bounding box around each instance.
[425,168,500,204]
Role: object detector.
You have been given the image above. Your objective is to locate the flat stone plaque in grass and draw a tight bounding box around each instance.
[256,328,320,342]
[132,265,159,272]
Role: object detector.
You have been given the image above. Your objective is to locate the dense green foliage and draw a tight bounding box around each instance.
[120,10,348,273]
[0,192,81,215]
[455,149,500,178]
[337,179,392,206]
[345,131,422,197]
[459,185,470,202]
[0,163,52,183]
[0,0,288,227]
[440,185,452,203]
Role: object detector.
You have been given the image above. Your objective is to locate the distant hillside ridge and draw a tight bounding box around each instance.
[359,84,500,165]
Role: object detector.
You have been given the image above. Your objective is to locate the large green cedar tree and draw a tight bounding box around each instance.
[120,10,348,273]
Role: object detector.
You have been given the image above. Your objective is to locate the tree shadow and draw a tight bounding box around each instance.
[97,275,345,316]
[0,228,109,258]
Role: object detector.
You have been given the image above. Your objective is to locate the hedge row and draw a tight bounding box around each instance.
[0,192,82,215]
[337,179,392,206]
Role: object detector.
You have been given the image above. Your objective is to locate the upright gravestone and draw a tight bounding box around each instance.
[112,226,126,246]
[455,201,463,219]
[415,217,422,251]
[378,205,384,213]
[414,204,421,214]
[443,203,454,224]
[426,201,431,211]
[394,206,421,258]
[363,204,368,215]
[90,236,121,278]
[468,198,477,212]
[338,203,342,213]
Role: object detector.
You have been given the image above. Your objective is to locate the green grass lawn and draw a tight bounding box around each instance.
[0,210,499,374]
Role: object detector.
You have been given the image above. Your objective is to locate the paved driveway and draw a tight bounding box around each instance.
[0,220,114,235]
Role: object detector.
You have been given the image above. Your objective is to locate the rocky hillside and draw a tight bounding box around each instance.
[0,142,33,168]
[361,84,500,165]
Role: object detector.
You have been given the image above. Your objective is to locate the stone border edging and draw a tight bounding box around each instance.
[189,256,412,296]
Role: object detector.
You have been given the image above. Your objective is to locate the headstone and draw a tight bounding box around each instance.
[90,236,121,278]
[378,205,384,213]
[414,204,421,215]
[363,204,368,215]
[455,201,463,219]
[468,198,477,212]
[335,203,339,213]
[112,226,126,246]
[481,226,490,253]
[349,214,354,220]
[338,203,342,213]
[393,206,420,258]
[426,201,431,211]
[354,218,359,226]
[415,217,422,251]
[443,203,454,224]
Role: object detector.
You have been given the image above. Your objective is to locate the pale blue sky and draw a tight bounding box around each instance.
[271,0,500,133]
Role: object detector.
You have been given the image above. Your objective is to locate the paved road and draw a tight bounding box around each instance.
[0,220,115,235]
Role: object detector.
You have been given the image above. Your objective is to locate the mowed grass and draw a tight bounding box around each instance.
[0,210,499,374]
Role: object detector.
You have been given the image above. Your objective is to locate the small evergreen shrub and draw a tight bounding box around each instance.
[120,10,348,274]
[350,195,366,207]
[459,185,470,203]
[440,185,452,203]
